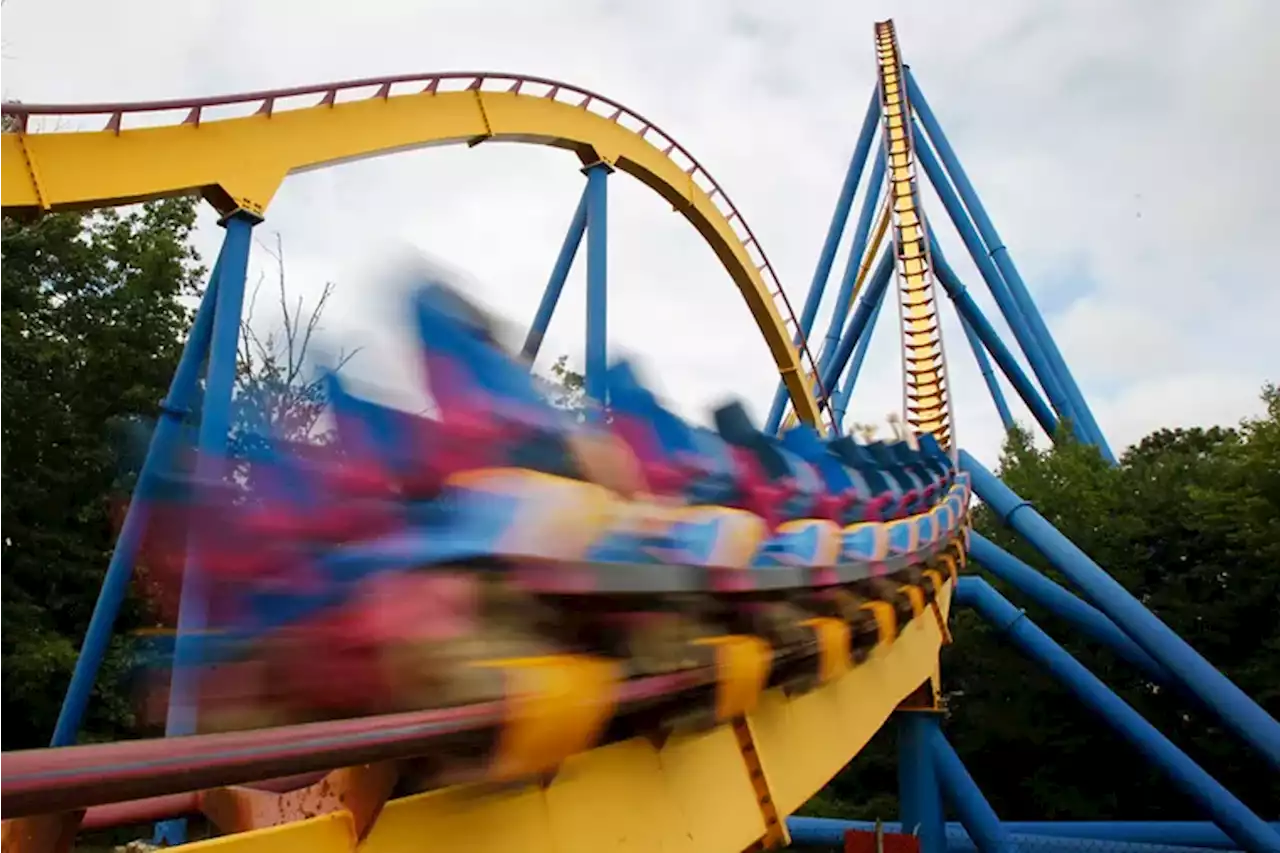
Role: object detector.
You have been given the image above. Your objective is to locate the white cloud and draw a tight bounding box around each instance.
[3,0,1276,466]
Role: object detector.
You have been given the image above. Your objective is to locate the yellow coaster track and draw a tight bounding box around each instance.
[873,20,955,452]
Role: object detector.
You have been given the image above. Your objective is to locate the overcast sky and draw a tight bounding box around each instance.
[4,0,1277,465]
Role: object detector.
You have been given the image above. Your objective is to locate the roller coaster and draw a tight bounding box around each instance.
[2,19,1278,853]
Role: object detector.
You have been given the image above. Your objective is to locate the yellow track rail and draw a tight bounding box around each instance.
[0,74,826,429]
[873,22,954,452]
[168,581,952,853]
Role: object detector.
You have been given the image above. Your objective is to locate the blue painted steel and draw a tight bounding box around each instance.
[974,822,1270,850]
[929,728,1013,853]
[787,818,1249,853]
[968,533,1169,686]
[958,836,1221,853]
[909,119,1082,441]
[804,89,882,342]
[907,75,1112,462]
[49,254,226,748]
[820,148,888,374]
[155,213,258,846]
[821,247,894,395]
[522,185,589,361]
[831,276,888,430]
[584,163,610,404]
[899,713,947,853]
[930,239,1058,437]
[765,90,881,435]
[981,821,1278,850]
[958,312,1014,433]
[961,452,1280,772]
[956,577,1280,853]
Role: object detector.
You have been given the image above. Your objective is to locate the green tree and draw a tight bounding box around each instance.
[812,391,1280,820]
[543,355,585,413]
[2,198,204,748]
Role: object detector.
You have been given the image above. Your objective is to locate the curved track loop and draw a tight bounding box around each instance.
[873,23,954,451]
[0,73,832,430]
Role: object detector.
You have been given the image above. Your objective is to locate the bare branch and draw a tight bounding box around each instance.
[292,280,336,384]
[231,232,357,447]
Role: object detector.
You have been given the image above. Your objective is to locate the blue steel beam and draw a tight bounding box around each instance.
[899,713,947,853]
[522,185,589,361]
[583,162,611,404]
[156,211,259,845]
[957,577,1280,853]
[976,822,1278,850]
[958,311,1014,433]
[929,728,1013,853]
[801,89,882,341]
[929,240,1058,437]
[788,818,1260,853]
[831,277,888,431]
[909,119,1083,441]
[819,148,887,374]
[765,90,881,434]
[969,533,1170,687]
[907,71,1114,463]
[820,247,894,396]
[962,452,1280,771]
[50,250,226,748]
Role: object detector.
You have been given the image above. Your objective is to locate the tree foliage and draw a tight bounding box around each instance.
[2,199,204,748]
[0,205,348,749]
[543,355,585,413]
[813,393,1280,820]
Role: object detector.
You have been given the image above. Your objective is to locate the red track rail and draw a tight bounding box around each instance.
[0,670,707,819]
[1,72,835,430]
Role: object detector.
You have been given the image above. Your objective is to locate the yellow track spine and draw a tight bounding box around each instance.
[873,20,955,451]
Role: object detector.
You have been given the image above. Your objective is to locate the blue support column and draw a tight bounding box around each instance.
[929,728,1013,853]
[49,253,226,748]
[831,276,888,431]
[522,185,589,361]
[910,119,1082,441]
[155,211,259,846]
[788,818,1273,852]
[956,577,1280,853]
[583,162,611,405]
[969,533,1169,686]
[970,821,1279,850]
[820,148,887,373]
[958,312,1014,434]
[802,89,881,341]
[821,247,894,395]
[908,71,1114,463]
[899,713,947,853]
[961,452,1280,771]
[765,89,881,435]
[931,240,1058,438]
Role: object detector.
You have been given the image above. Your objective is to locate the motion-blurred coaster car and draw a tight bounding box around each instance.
[124,274,970,775]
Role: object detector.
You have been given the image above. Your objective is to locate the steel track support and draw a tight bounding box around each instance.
[765,89,881,435]
[155,208,261,845]
[522,184,589,362]
[50,244,228,749]
[583,161,612,406]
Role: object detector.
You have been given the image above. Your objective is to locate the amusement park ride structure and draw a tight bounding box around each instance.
[2,19,1279,853]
